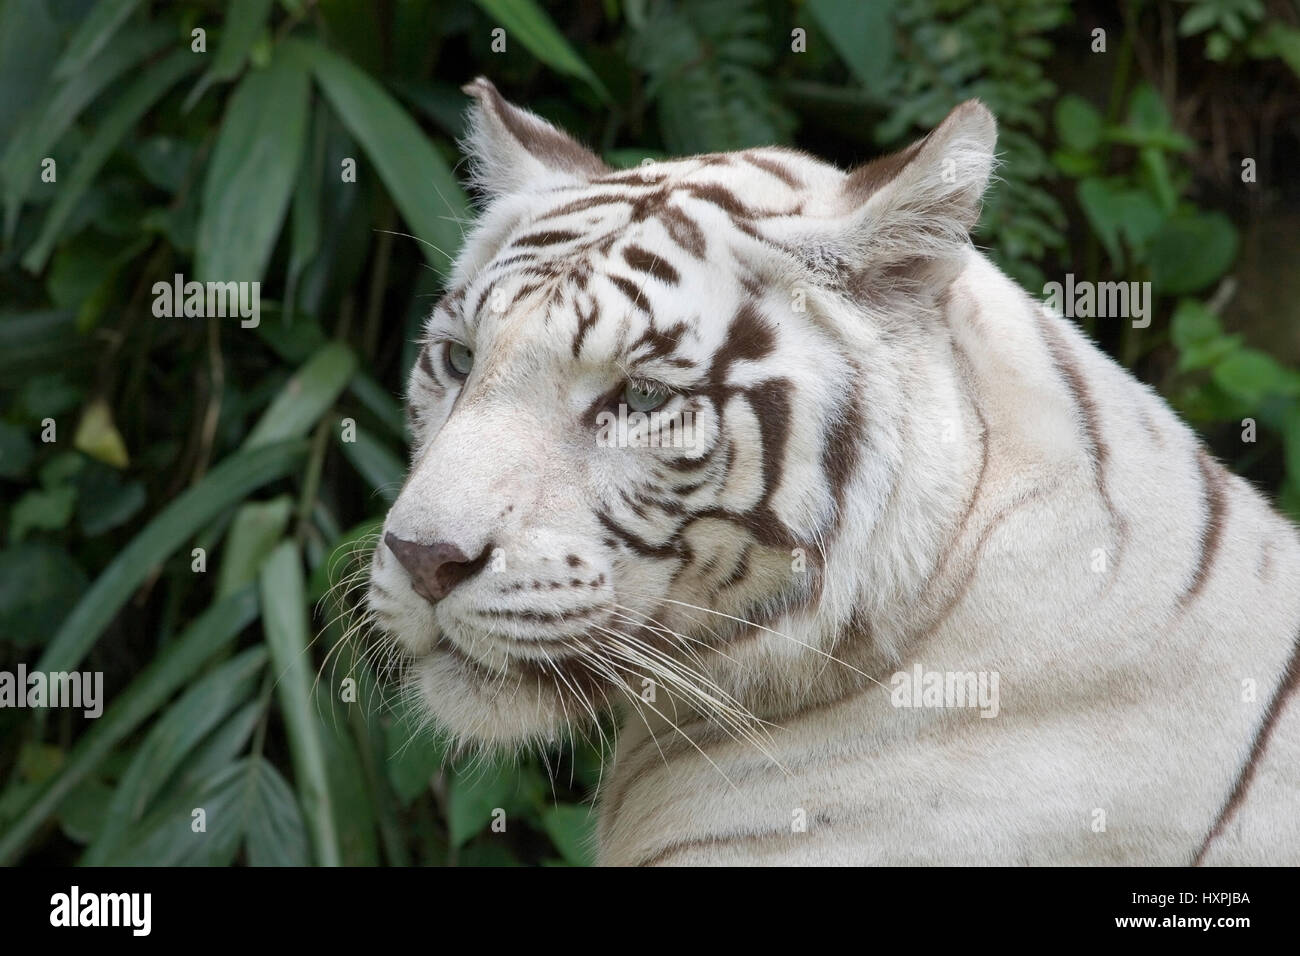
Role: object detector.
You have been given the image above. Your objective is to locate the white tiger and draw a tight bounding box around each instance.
[366,78,1300,866]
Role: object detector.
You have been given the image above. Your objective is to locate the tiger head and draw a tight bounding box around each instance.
[368,78,997,748]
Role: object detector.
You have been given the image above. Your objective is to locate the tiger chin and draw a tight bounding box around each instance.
[366,77,1300,866]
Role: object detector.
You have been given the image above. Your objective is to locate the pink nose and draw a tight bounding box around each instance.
[384,533,489,603]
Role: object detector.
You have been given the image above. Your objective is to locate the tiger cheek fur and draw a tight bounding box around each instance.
[367,78,1300,866]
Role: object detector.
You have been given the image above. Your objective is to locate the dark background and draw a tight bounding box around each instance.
[1,0,1298,866]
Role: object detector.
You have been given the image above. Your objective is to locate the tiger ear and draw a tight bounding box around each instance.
[460,77,608,200]
[799,100,997,289]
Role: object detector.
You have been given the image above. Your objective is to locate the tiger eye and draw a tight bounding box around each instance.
[445,341,473,379]
[623,381,668,413]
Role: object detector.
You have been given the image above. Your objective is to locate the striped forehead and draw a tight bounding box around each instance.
[468,146,841,282]
[432,147,847,371]
[448,222,713,362]
[450,244,720,376]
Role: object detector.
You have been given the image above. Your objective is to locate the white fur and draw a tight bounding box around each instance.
[369,85,1300,865]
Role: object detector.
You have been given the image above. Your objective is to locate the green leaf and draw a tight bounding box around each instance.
[317,0,384,73]
[1170,299,1224,350]
[447,759,518,847]
[17,742,64,784]
[1206,31,1233,60]
[1105,84,1194,153]
[2,20,171,239]
[259,541,343,865]
[9,362,80,416]
[1076,178,1127,269]
[1257,23,1300,78]
[1116,190,1166,249]
[0,588,260,865]
[0,0,61,159]
[313,684,380,865]
[71,235,151,332]
[1176,335,1243,375]
[76,467,147,537]
[289,38,469,273]
[35,440,305,676]
[1149,211,1238,295]
[215,495,294,599]
[337,423,405,502]
[52,0,146,80]
[185,0,276,108]
[629,1,793,152]
[1179,3,1220,37]
[807,0,895,92]
[9,484,77,542]
[83,647,267,863]
[470,0,610,101]
[539,804,597,866]
[1127,83,1173,137]
[1212,349,1300,405]
[131,134,197,193]
[195,47,311,283]
[108,756,306,866]
[40,450,84,489]
[1283,404,1300,499]
[254,310,327,363]
[73,397,129,468]
[0,420,35,478]
[0,542,88,647]
[348,372,406,439]
[1280,477,1300,523]
[47,235,117,310]
[1139,145,1177,214]
[244,343,357,449]
[459,840,522,866]
[173,701,264,789]
[23,49,196,271]
[244,757,312,866]
[1055,94,1103,153]
[57,775,114,845]
[107,760,246,865]
[285,102,325,320]
[1051,149,1100,178]
[384,699,446,806]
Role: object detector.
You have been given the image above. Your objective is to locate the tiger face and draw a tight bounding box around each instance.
[368,78,995,747]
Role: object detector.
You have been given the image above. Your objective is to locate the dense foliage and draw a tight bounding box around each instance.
[1,0,1298,865]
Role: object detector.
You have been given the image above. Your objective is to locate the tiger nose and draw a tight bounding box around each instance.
[384,533,490,603]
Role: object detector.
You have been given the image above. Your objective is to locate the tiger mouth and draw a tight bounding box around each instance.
[430,632,618,703]
[431,625,605,674]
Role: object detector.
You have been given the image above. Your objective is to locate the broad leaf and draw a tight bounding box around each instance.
[243,342,357,449]
[0,589,260,865]
[83,647,268,863]
[23,50,196,271]
[35,440,304,675]
[260,542,343,865]
[289,38,469,273]
[195,46,311,283]
[471,0,610,101]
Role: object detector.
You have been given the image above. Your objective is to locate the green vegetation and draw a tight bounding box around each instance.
[1,0,1298,865]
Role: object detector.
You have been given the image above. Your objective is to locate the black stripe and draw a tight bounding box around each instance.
[1193,626,1300,864]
